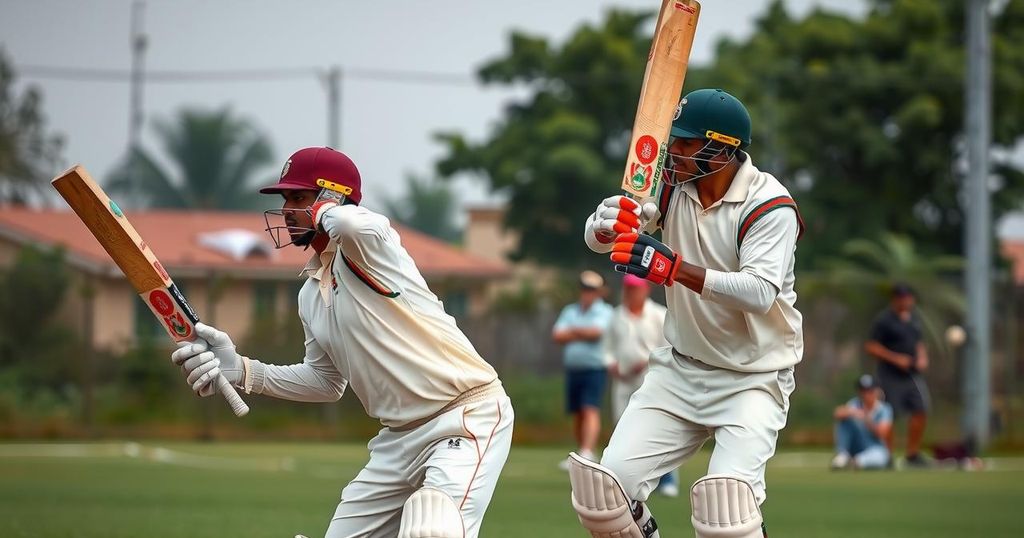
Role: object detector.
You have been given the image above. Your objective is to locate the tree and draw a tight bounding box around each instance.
[435,10,653,266]
[692,0,1024,264]
[107,107,274,210]
[383,175,460,243]
[0,49,64,205]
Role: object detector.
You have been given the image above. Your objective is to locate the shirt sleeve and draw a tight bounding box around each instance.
[553,306,573,332]
[737,203,799,292]
[869,313,887,343]
[876,403,894,424]
[248,314,348,402]
[319,204,405,296]
[699,203,798,314]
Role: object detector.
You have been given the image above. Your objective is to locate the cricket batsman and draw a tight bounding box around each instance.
[170,147,514,538]
[570,89,804,538]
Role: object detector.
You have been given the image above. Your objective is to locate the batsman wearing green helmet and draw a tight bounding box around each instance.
[573,89,805,538]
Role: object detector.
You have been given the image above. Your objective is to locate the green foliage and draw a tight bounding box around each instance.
[0,48,64,205]
[107,107,275,210]
[0,246,78,393]
[694,0,1024,263]
[383,175,461,243]
[436,10,653,267]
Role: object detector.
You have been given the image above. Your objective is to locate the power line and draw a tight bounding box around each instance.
[15,64,477,86]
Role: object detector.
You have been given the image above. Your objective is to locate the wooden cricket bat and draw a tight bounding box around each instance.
[621,0,701,198]
[52,165,249,417]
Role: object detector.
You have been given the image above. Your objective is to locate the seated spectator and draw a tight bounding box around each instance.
[832,375,893,470]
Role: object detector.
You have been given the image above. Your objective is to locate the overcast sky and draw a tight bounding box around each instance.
[2,0,866,211]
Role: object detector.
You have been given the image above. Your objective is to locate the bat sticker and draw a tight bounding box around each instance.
[636,135,659,165]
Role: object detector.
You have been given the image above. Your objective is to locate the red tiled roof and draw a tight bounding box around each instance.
[0,206,507,280]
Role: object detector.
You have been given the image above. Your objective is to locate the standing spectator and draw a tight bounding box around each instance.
[864,283,931,467]
[603,273,678,496]
[553,270,614,468]
[832,375,893,470]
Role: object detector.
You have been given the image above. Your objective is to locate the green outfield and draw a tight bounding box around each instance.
[0,442,1021,537]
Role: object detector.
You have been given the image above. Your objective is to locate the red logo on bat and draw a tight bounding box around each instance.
[675,2,697,14]
[149,290,175,316]
[153,261,170,281]
[635,135,658,165]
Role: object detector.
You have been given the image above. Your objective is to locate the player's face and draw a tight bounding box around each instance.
[622,285,649,308]
[280,189,318,241]
[892,294,915,314]
[669,137,704,175]
[860,387,879,407]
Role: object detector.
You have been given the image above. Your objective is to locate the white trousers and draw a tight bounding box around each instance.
[325,396,514,538]
[601,349,794,505]
[611,375,645,422]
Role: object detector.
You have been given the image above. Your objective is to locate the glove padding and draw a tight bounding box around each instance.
[610,233,681,286]
[168,322,244,397]
[591,196,659,243]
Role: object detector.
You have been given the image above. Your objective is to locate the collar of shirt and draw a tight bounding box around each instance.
[300,241,338,280]
[679,152,755,209]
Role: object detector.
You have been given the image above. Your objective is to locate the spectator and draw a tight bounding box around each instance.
[832,375,893,470]
[864,283,931,467]
[603,274,678,496]
[553,270,614,469]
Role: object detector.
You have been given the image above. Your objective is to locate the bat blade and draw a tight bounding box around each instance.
[621,0,701,199]
[52,165,249,417]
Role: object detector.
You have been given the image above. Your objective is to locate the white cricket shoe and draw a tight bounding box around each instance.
[830,452,851,470]
[657,483,679,497]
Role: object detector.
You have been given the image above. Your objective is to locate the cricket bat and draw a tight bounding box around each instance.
[621,0,701,198]
[52,165,250,417]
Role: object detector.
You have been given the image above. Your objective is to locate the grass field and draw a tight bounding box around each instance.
[1,442,1022,537]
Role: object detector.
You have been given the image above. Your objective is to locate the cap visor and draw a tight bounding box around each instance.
[259,181,318,194]
[670,126,705,139]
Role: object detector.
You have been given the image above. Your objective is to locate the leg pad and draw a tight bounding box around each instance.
[690,475,763,538]
[398,487,464,538]
[568,452,653,538]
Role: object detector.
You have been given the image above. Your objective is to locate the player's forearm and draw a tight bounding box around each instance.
[864,341,900,364]
[575,327,604,341]
[245,359,346,402]
[694,268,777,314]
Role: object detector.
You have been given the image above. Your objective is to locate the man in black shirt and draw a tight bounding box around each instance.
[864,284,931,467]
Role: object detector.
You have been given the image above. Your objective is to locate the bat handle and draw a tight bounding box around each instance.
[216,373,250,417]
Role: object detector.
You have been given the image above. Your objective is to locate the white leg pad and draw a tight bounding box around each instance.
[568,452,654,538]
[690,475,763,538]
[398,487,464,538]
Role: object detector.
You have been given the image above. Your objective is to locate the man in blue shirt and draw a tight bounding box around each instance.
[832,374,893,470]
[553,270,614,467]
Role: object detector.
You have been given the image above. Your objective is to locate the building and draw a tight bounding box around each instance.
[0,207,508,351]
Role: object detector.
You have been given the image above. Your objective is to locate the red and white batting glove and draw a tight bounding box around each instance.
[590,196,658,244]
[610,232,681,286]
[309,200,339,232]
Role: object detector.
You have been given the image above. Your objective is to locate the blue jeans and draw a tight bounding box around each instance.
[835,418,890,469]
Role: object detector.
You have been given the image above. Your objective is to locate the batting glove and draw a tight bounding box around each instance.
[610,233,681,286]
[309,200,339,232]
[169,323,245,396]
[590,196,659,244]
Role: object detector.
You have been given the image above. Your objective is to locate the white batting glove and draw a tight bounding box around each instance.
[168,323,245,397]
[590,195,659,239]
[194,322,244,385]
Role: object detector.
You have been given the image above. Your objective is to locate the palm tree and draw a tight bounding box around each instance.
[0,50,64,206]
[107,107,273,209]
[384,174,461,243]
[819,232,965,356]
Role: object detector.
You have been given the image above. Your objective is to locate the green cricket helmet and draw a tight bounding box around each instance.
[670,88,751,149]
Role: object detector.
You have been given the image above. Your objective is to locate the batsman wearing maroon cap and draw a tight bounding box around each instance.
[169,147,514,538]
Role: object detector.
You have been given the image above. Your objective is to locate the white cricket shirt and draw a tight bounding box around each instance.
[253,205,499,427]
[652,154,803,372]
[603,299,669,372]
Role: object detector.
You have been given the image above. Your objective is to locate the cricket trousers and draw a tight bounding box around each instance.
[325,395,514,538]
[601,347,795,504]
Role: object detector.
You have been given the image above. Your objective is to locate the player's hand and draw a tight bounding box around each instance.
[590,196,658,243]
[308,200,339,231]
[610,233,681,286]
[171,339,220,397]
[893,354,914,371]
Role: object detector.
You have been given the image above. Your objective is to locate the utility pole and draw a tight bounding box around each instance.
[128,1,147,203]
[324,66,342,148]
[963,0,992,448]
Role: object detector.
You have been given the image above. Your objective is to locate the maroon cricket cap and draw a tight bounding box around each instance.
[259,146,362,204]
